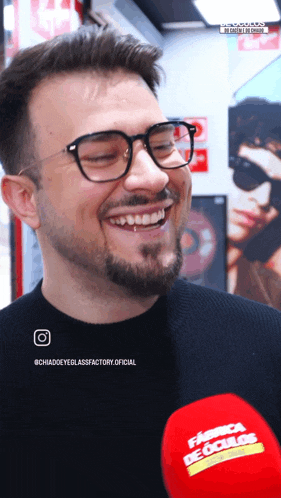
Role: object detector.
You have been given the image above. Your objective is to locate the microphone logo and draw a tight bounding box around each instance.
[183,422,264,476]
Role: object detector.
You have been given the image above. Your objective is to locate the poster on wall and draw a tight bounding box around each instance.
[238,26,280,51]
[180,195,227,291]
[170,117,209,173]
[228,99,281,309]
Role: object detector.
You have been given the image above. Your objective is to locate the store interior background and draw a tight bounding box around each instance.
[0,0,281,308]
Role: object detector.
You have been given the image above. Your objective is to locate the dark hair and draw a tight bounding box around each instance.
[229,98,281,158]
[0,26,163,187]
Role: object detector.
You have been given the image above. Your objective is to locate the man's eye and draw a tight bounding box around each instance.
[85,154,115,162]
[81,152,119,166]
[151,142,175,154]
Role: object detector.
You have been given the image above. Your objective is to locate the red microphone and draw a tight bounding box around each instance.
[161,394,281,497]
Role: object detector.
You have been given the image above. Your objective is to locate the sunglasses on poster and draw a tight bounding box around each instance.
[229,155,281,211]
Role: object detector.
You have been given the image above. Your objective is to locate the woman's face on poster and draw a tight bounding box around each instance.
[228,144,280,244]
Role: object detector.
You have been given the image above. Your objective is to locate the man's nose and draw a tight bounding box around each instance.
[250,181,271,209]
[123,143,170,193]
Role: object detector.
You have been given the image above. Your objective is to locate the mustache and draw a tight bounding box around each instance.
[99,188,180,218]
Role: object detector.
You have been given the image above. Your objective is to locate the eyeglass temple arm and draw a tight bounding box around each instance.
[17,148,68,176]
[18,165,38,176]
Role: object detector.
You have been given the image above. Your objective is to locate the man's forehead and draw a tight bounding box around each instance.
[29,69,153,108]
[28,69,160,156]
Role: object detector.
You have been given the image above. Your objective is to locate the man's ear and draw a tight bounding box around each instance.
[1,175,41,230]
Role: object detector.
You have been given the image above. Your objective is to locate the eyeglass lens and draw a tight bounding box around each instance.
[148,122,191,168]
[78,133,127,182]
[77,123,192,182]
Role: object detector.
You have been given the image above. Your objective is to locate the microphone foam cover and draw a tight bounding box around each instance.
[161,394,281,497]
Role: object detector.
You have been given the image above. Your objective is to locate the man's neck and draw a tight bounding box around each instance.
[41,266,159,324]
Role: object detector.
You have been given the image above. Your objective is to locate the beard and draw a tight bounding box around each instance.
[38,216,183,298]
[105,238,183,297]
[44,229,183,298]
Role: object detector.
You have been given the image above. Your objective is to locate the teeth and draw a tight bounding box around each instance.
[150,212,159,224]
[109,208,166,227]
[127,215,135,226]
[120,217,126,226]
[142,214,151,225]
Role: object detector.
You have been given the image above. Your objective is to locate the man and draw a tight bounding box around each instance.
[228,99,281,308]
[1,27,281,498]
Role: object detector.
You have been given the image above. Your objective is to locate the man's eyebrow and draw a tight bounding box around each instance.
[144,121,172,134]
[81,121,171,138]
[83,132,124,141]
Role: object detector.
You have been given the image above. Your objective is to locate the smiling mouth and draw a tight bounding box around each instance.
[107,207,171,231]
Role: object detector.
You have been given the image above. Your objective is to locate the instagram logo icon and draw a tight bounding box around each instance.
[34,329,51,346]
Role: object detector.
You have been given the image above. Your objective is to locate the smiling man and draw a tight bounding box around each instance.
[17,70,192,319]
[1,28,281,498]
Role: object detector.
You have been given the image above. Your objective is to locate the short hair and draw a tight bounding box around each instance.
[229,98,281,158]
[0,26,163,187]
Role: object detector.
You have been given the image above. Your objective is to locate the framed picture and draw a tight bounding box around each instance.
[180,195,227,291]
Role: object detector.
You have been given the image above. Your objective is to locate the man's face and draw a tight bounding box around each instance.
[228,144,280,244]
[30,70,192,296]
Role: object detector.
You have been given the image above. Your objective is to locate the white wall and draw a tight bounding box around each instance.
[228,37,281,96]
[92,0,163,47]
[158,28,281,197]
[158,28,232,196]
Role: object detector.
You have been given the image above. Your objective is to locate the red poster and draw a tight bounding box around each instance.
[238,26,280,51]
[182,149,208,172]
[31,0,71,39]
[183,117,208,142]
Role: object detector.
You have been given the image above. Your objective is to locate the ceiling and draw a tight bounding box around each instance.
[133,0,281,32]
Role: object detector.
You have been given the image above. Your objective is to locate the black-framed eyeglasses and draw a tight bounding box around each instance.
[18,121,196,183]
[229,155,281,211]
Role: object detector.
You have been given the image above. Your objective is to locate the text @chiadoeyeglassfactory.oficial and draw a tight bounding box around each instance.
[34,358,136,366]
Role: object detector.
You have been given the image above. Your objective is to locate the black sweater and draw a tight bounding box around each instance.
[1,278,281,497]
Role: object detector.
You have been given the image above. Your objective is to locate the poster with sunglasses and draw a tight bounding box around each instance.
[180,195,227,291]
[228,98,281,310]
